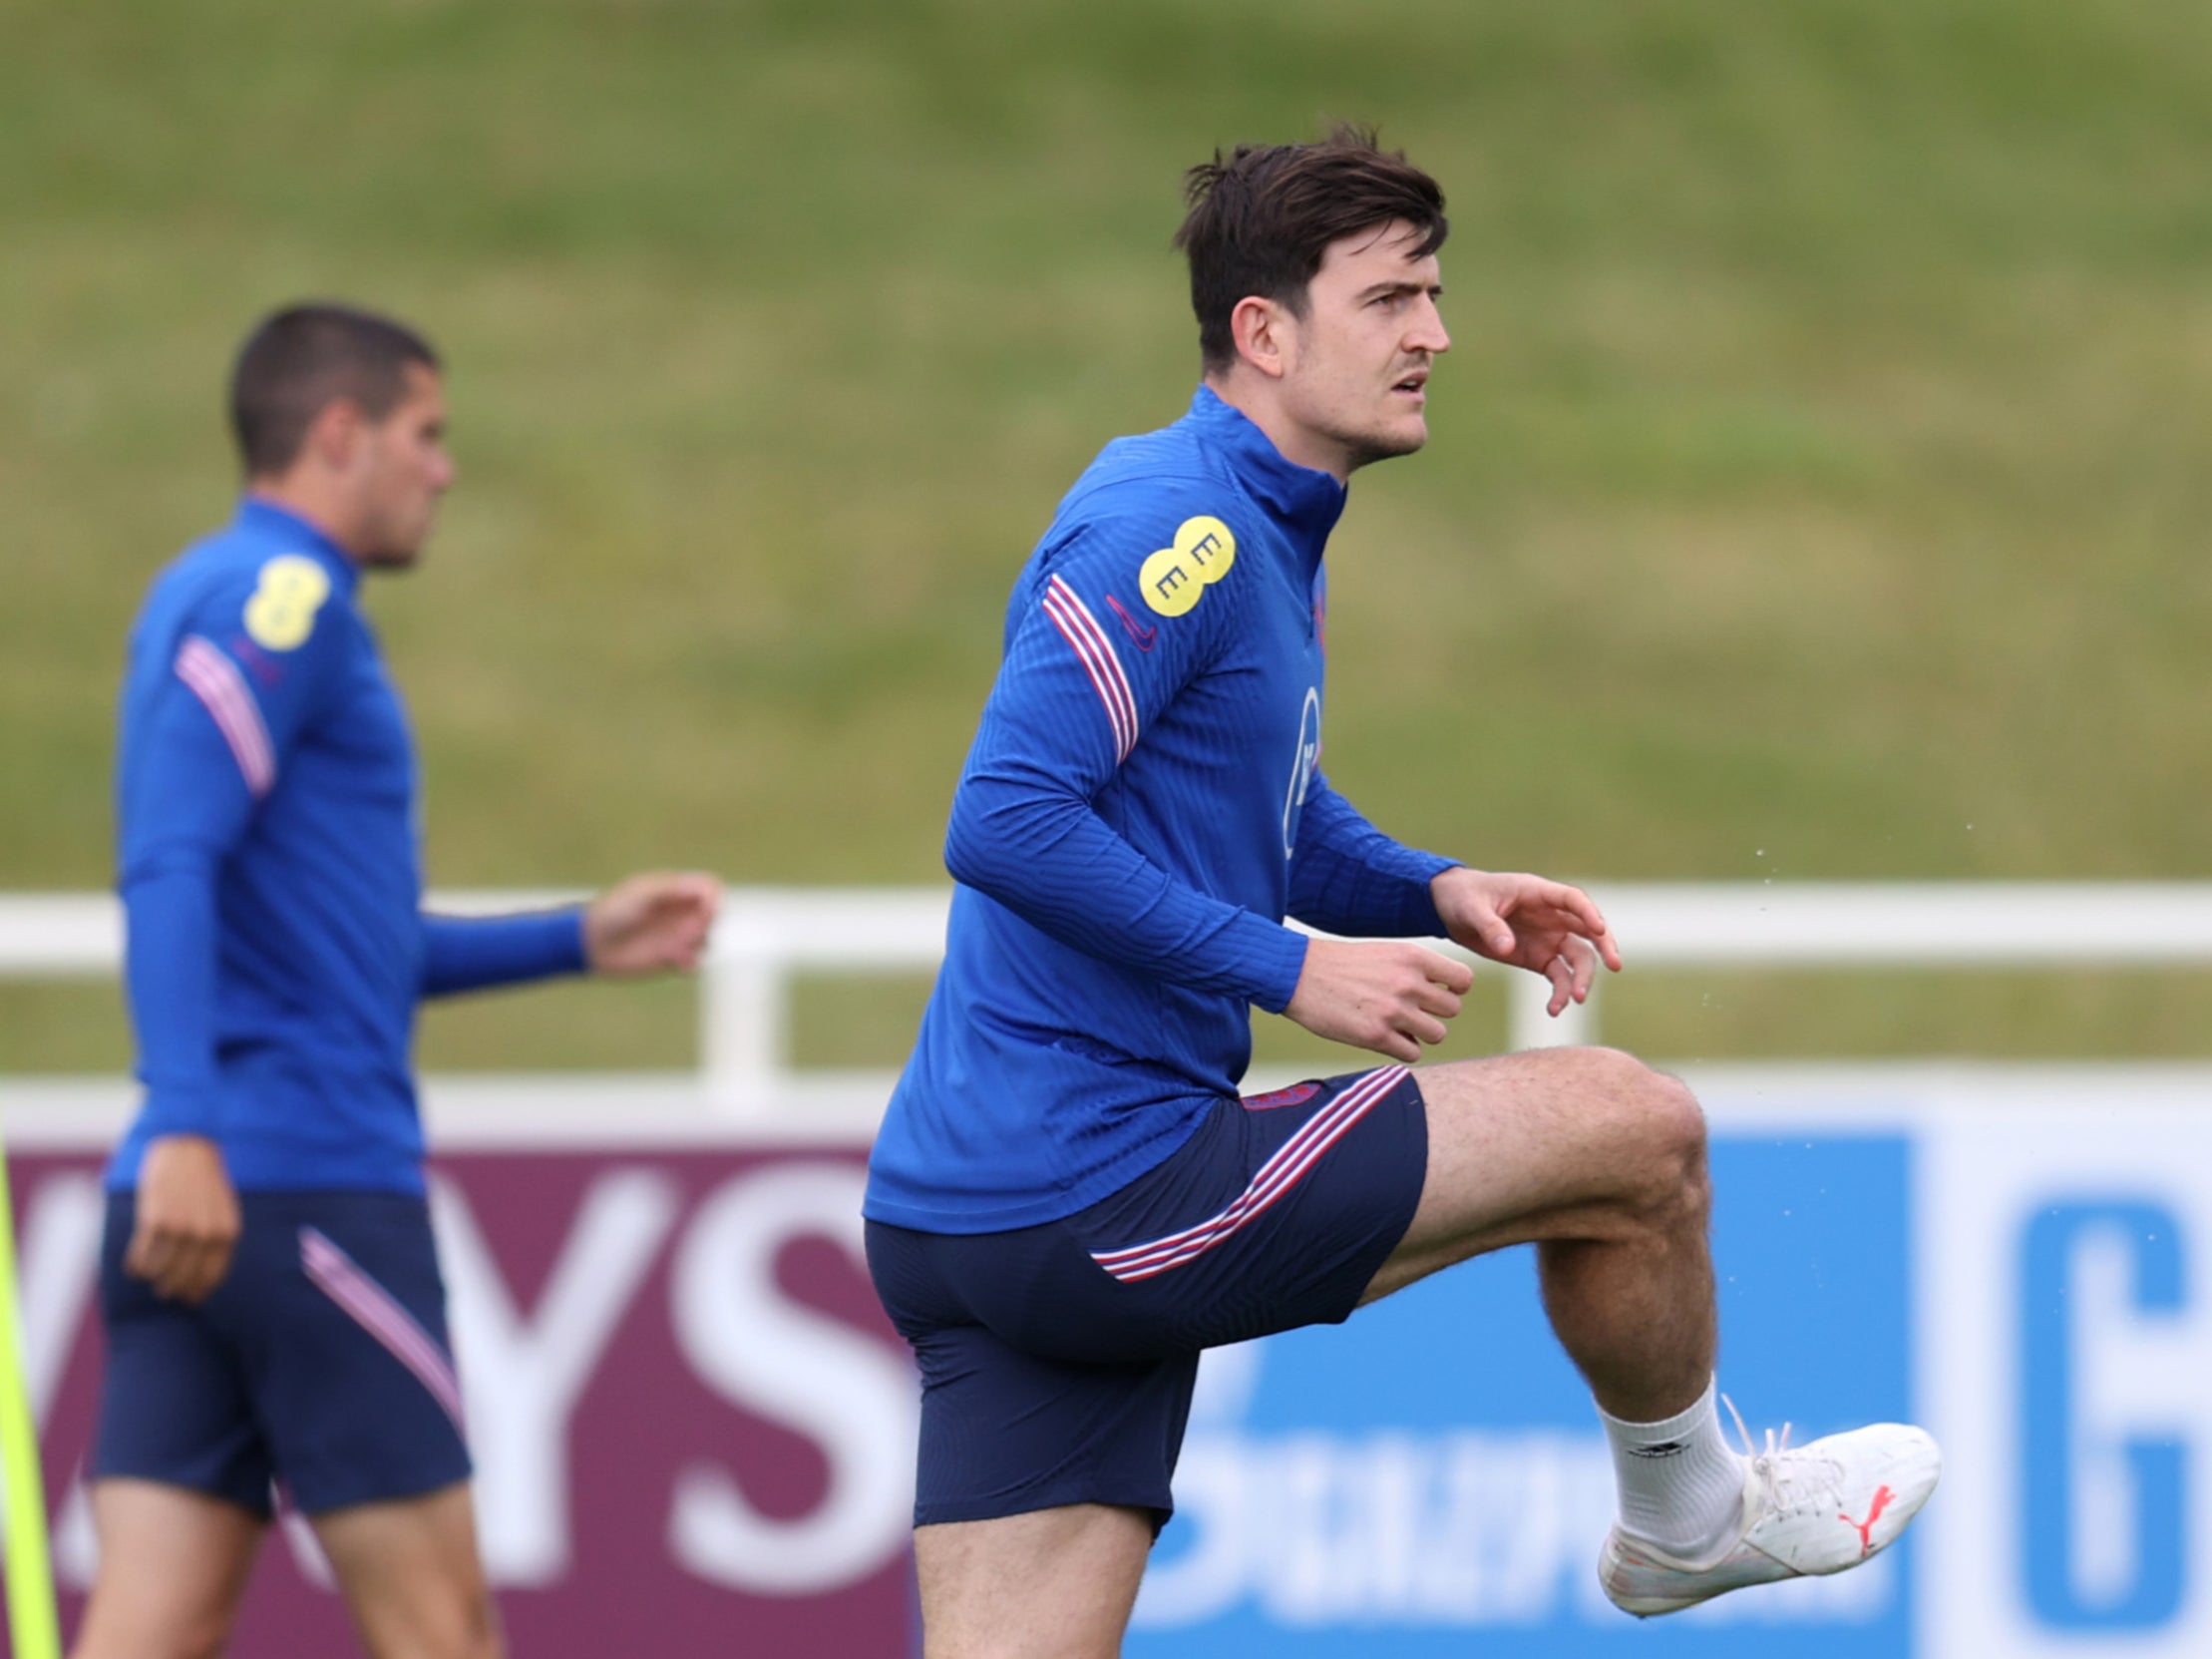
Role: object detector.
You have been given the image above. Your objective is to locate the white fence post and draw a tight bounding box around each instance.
[701,922,787,1118]
[1508,975,1599,1051]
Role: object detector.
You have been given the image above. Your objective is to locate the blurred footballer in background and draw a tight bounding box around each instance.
[73,303,719,1659]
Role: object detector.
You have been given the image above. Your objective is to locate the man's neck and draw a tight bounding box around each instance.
[246,479,363,565]
[1201,372,1350,482]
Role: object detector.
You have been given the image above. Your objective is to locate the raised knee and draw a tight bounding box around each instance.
[1574,1047,1707,1216]
[1644,1071,1709,1220]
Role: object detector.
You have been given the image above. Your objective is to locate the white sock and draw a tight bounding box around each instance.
[1597,1377,1746,1561]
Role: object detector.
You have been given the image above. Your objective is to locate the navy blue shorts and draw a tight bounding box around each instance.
[866,1065,1428,1528]
[93,1189,472,1517]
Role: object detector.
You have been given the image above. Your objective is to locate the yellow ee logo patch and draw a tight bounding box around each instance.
[1139,516,1237,618]
[243,555,332,651]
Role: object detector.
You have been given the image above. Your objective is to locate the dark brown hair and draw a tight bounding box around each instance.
[228,303,440,478]
[1173,125,1447,372]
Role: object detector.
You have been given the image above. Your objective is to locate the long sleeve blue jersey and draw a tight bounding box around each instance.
[109,498,587,1195]
[865,387,1457,1232]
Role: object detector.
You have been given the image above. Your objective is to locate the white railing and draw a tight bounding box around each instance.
[8,884,2212,1124]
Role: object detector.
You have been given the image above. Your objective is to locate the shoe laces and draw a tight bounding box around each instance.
[1722,1393,1843,1515]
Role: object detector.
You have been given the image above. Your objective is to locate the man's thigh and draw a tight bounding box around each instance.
[69,1480,265,1659]
[915,1504,1152,1659]
[1365,1045,1703,1303]
[312,1482,501,1659]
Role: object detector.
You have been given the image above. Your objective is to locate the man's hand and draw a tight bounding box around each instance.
[1431,866,1623,1018]
[583,872,722,976]
[1284,937,1475,1063]
[126,1134,240,1304]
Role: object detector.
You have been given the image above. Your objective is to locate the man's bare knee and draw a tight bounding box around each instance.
[1595,1053,1708,1223]
[1421,1046,1706,1223]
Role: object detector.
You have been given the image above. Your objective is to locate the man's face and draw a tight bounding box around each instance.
[347,362,455,568]
[1276,219,1449,475]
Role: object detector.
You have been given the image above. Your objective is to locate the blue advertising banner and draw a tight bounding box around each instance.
[1128,1135,1914,1656]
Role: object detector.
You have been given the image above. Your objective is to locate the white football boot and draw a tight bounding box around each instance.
[1598,1397,1942,1617]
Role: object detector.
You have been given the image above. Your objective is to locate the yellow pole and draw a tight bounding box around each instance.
[0,1131,61,1659]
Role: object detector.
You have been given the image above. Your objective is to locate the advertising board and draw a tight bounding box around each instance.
[9,1145,915,1656]
[10,1066,2212,1656]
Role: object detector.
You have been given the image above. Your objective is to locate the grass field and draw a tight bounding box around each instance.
[5,0,2210,1073]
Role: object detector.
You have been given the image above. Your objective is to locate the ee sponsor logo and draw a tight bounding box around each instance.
[1141,517,1236,618]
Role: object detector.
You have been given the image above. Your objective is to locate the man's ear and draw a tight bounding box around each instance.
[299,398,366,472]
[1229,295,1292,381]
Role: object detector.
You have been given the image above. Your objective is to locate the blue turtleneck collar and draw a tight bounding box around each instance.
[235,496,362,598]
[1186,384,1348,572]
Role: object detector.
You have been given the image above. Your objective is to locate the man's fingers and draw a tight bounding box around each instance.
[128,1219,238,1300]
[147,1243,189,1299]
[1544,951,1577,1018]
[1576,939,1603,999]
[1412,982,1463,1021]
[613,875,721,972]
[159,1241,200,1301]
[172,1234,233,1303]
[134,1230,198,1300]
[1399,1011,1450,1047]
[1550,939,1596,1004]
[1452,894,1516,960]
[1550,886,1623,971]
[124,1223,168,1285]
[1513,879,1621,969]
[173,1238,209,1301]
[180,1238,234,1304]
[1429,954,1476,994]
[1286,938,1480,1062]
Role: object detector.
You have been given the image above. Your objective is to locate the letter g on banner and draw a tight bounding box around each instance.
[2021,1200,2189,1630]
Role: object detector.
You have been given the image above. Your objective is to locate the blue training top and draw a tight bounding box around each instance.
[110,497,586,1195]
[865,387,1457,1233]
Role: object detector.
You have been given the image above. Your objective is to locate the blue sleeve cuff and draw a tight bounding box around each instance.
[420,908,589,998]
[1233,911,1309,1014]
[134,1088,224,1139]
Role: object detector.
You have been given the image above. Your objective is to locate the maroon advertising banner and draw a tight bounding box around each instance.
[10,1146,917,1657]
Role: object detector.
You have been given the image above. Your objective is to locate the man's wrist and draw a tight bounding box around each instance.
[138,1094,224,1141]
[1241,916,1310,1015]
[1424,864,1475,934]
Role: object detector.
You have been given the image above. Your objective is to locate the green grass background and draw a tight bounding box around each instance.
[5,0,2209,1075]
